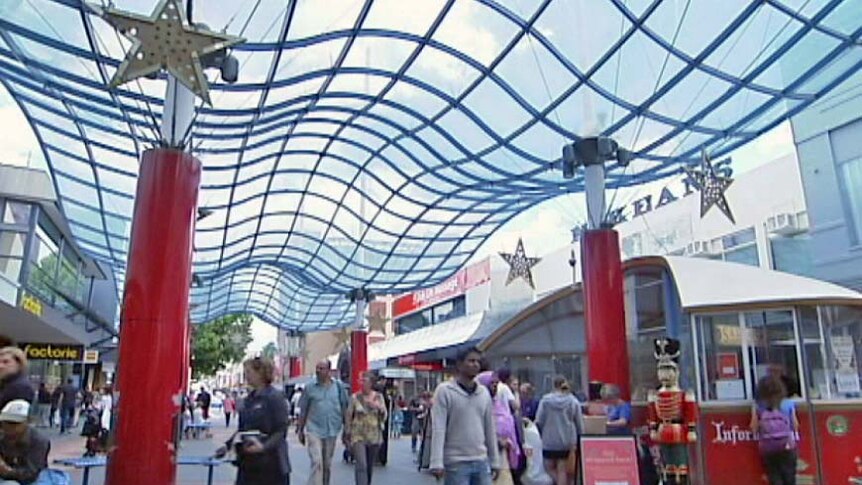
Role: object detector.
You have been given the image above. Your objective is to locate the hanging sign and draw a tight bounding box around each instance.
[579,435,641,485]
[83,349,100,364]
[20,293,43,317]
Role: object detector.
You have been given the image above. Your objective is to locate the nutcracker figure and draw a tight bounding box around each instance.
[647,337,697,484]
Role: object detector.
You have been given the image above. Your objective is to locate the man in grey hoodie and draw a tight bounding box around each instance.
[429,347,500,485]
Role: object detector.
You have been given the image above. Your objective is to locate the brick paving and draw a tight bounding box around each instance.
[46,418,439,485]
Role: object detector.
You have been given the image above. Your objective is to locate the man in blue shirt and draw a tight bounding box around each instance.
[602,384,632,436]
[298,360,348,485]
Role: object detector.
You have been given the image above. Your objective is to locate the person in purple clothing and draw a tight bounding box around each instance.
[601,384,632,435]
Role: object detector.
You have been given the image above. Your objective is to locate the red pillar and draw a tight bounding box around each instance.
[581,228,630,400]
[350,329,368,393]
[106,149,201,485]
[289,357,303,378]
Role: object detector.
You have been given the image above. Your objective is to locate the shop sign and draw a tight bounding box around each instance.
[19,343,84,361]
[392,259,490,317]
[20,293,43,317]
[397,354,416,366]
[83,349,99,364]
[579,436,640,485]
[411,361,444,372]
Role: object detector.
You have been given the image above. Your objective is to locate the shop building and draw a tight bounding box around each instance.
[0,164,118,390]
[790,69,862,290]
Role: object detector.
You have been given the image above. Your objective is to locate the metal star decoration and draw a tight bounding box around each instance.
[499,238,541,289]
[683,151,736,224]
[89,0,244,104]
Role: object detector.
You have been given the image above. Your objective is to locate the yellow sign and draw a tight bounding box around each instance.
[20,343,84,361]
[20,294,43,317]
[83,349,100,364]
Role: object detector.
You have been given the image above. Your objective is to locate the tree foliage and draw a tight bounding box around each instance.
[261,341,278,361]
[192,314,253,378]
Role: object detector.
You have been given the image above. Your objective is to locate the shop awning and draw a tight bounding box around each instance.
[369,312,485,367]
[645,256,862,311]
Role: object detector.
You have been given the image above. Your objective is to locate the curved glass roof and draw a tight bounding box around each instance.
[0,0,860,330]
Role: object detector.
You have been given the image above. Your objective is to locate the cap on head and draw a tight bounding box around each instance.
[0,399,30,423]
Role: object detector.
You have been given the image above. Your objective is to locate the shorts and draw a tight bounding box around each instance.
[543,449,570,460]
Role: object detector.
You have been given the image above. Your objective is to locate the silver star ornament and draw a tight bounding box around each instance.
[684,151,735,224]
[89,0,244,104]
[499,238,541,289]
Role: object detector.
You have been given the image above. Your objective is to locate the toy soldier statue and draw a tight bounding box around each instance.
[647,337,697,484]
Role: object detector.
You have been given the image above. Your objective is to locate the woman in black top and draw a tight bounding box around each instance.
[217,357,290,485]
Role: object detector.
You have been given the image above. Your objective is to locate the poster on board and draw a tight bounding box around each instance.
[580,435,641,485]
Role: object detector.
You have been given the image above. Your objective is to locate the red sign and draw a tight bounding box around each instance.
[392,259,490,318]
[717,352,739,379]
[398,354,416,366]
[580,436,640,485]
[411,361,444,372]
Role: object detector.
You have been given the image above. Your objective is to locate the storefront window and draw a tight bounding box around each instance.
[697,313,751,401]
[433,295,466,324]
[496,355,583,397]
[798,307,830,399]
[771,235,813,277]
[395,308,432,334]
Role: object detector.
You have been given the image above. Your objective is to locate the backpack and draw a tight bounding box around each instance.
[757,407,795,454]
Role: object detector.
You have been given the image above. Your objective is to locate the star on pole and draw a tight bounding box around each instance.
[89,0,244,104]
[499,238,541,289]
[683,150,736,224]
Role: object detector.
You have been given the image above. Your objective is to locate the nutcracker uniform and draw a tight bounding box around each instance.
[647,337,697,484]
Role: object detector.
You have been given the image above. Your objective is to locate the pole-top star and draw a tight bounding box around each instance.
[499,238,541,289]
[684,150,736,224]
[88,0,244,104]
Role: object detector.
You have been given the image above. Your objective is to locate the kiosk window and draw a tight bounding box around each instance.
[821,305,862,399]
[744,310,803,398]
[697,313,751,401]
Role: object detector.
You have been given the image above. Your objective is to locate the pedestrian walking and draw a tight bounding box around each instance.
[297,360,348,485]
[345,373,387,485]
[49,386,61,429]
[196,387,212,421]
[477,371,522,485]
[35,384,51,428]
[408,392,428,454]
[216,357,290,485]
[0,399,51,484]
[535,376,583,485]
[58,378,78,434]
[429,347,500,485]
[224,392,237,428]
[751,376,798,485]
[0,347,35,411]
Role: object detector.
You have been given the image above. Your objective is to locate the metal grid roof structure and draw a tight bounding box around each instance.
[1,0,860,329]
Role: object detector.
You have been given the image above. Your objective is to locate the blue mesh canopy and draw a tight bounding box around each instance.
[0,0,860,329]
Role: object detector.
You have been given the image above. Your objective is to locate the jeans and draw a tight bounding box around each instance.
[60,407,75,433]
[306,433,337,485]
[37,404,51,427]
[225,412,232,427]
[351,442,380,485]
[762,450,797,485]
[444,460,492,485]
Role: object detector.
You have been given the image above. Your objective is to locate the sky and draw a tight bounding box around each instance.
[0,0,814,334]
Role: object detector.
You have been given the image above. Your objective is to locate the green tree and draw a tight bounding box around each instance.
[192,314,253,378]
[261,341,278,361]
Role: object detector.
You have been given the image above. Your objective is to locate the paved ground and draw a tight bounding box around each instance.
[46,418,439,485]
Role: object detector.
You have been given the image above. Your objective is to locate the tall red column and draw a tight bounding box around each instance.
[350,330,368,393]
[106,149,201,485]
[289,356,302,378]
[581,228,630,400]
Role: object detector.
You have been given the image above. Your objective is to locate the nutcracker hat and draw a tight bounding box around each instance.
[0,399,30,423]
[654,337,681,369]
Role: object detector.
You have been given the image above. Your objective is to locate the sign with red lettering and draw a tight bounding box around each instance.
[580,436,640,485]
[392,259,490,317]
[717,352,739,379]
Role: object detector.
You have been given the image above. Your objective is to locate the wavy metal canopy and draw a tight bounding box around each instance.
[1,0,860,329]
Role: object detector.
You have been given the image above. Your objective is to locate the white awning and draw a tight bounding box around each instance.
[368,312,485,364]
[657,256,862,310]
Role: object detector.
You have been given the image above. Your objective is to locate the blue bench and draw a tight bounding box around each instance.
[54,455,224,485]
